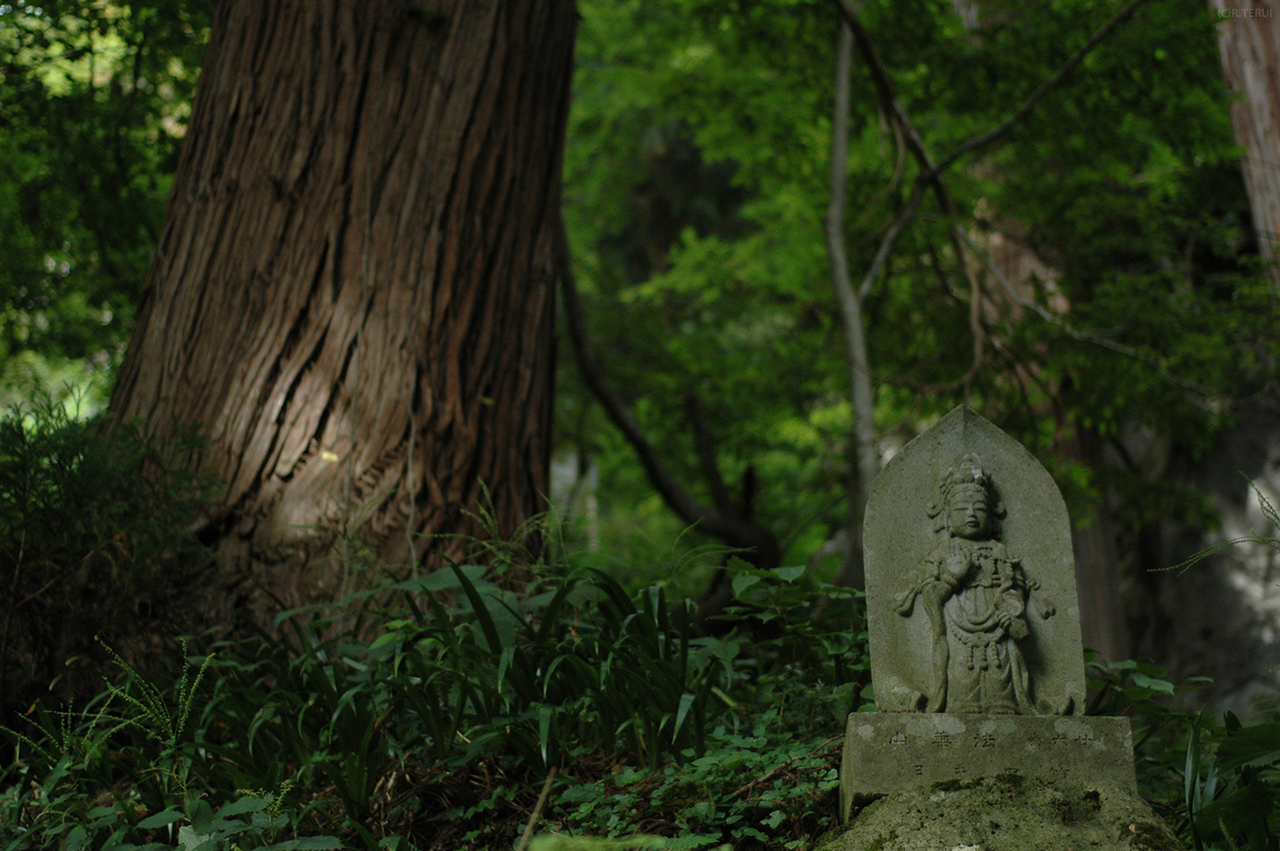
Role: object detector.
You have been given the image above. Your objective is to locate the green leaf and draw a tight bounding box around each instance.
[731,574,760,597]
[186,799,215,835]
[137,808,185,829]
[1129,672,1175,694]
[539,704,556,768]
[1217,722,1280,771]
[177,825,214,851]
[261,838,346,851]
[672,691,696,743]
[450,563,504,654]
[217,794,272,818]
[65,827,90,851]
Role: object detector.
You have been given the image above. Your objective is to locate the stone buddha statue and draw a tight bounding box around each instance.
[895,454,1061,714]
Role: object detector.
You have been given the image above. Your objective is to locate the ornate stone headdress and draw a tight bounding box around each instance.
[926,453,1006,537]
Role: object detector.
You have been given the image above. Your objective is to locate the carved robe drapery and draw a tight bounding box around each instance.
[930,539,1032,714]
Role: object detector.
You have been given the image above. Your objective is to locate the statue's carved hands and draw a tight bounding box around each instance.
[995,602,1030,640]
[995,609,1014,632]
[943,541,972,584]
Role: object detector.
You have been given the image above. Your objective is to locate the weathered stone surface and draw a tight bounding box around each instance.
[820,774,1183,851]
[839,713,1136,822]
[864,406,1086,715]
[840,405,1145,833]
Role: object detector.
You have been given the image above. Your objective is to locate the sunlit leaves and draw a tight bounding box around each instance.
[0,0,212,377]
[562,0,1272,567]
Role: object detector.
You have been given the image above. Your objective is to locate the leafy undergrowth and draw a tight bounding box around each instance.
[9,533,1280,850]
[404,717,843,850]
[0,558,867,850]
[0,397,219,732]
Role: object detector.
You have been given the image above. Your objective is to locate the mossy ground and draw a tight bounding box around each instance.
[816,775,1182,851]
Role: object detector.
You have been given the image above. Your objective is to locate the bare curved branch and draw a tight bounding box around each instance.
[953,227,1214,397]
[555,216,781,565]
[935,0,1153,173]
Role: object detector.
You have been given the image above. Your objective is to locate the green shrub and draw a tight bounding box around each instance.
[0,547,869,849]
[1159,478,1280,850]
[206,560,750,801]
[25,495,1280,849]
[0,398,218,730]
[0,642,342,849]
[545,707,843,850]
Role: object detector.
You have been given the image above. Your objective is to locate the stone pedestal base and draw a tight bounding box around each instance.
[822,774,1181,851]
[840,712,1136,822]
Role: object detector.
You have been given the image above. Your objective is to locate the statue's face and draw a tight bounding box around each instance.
[947,486,990,540]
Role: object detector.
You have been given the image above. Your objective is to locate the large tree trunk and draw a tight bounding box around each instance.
[1060,421,1132,662]
[1210,0,1280,277]
[110,0,576,610]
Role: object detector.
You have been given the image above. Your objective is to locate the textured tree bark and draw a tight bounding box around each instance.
[1210,0,1280,277]
[110,0,576,609]
[1060,422,1132,662]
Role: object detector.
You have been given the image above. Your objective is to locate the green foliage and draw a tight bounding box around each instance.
[548,709,841,850]
[559,0,1277,569]
[0,537,868,849]
[531,838,728,851]
[1,645,341,850]
[0,396,218,729]
[1144,481,1280,851]
[0,0,212,370]
[296,563,743,774]
[1086,652,1208,804]
[1080,652,1280,851]
[560,0,853,561]
[719,557,867,711]
[1166,477,1280,577]
[12,526,1280,849]
[1175,710,1280,851]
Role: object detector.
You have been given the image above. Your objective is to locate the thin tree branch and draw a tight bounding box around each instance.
[953,226,1214,397]
[831,0,1154,180]
[834,0,955,217]
[832,0,1149,393]
[515,767,557,851]
[935,0,1153,173]
[731,735,843,799]
[927,243,967,301]
[556,217,781,564]
[958,225,986,392]
[685,393,738,517]
[835,1,934,174]
[859,179,927,301]
[826,20,857,302]
[836,0,985,388]
[847,117,906,240]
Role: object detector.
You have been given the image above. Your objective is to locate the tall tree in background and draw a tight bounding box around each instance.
[110,0,577,608]
[1210,0,1280,277]
[561,0,1275,664]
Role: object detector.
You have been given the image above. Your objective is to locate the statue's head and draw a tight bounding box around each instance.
[929,454,1005,540]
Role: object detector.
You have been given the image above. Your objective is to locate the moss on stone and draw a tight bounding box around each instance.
[862,827,897,851]
[1128,819,1184,851]
[821,775,1184,851]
